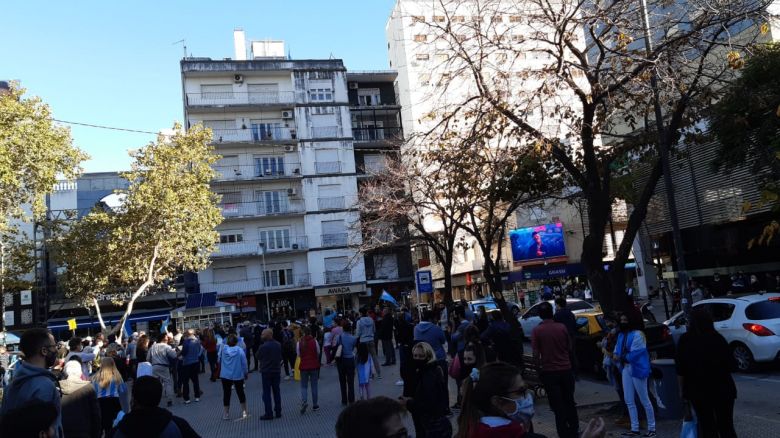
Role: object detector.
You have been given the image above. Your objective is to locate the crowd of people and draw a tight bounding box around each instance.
[0,292,740,438]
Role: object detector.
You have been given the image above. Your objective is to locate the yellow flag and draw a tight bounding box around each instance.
[67,318,77,330]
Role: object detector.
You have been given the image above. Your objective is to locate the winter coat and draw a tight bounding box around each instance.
[112,406,200,438]
[60,377,101,438]
[218,345,248,381]
[0,360,62,437]
[413,322,446,360]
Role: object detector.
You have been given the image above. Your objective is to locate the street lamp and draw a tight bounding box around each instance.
[258,242,271,322]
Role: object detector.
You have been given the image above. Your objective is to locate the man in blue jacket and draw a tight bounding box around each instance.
[180,329,202,404]
[257,328,282,420]
[0,328,62,437]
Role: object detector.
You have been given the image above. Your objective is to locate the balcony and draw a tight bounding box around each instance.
[314,161,342,174]
[210,127,296,144]
[213,236,308,259]
[321,233,348,247]
[218,200,305,218]
[324,270,352,285]
[201,273,311,295]
[213,163,302,182]
[317,196,345,211]
[352,127,403,143]
[309,126,340,138]
[185,91,302,108]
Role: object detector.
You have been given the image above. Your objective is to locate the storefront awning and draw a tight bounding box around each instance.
[48,309,171,331]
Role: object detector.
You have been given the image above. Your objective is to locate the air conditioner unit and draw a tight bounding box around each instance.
[284,145,296,152]
[281,111,293,119]
[234,74,244,83]
[292,243,299,250]
[349,82,359,89]
[287,188,298,197]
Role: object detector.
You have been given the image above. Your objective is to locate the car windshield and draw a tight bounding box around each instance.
[745,299,780,320]
[568,301,593,311]
[475,302,498,310]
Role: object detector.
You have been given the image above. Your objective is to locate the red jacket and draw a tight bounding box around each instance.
[470,419,526,438]
[298,336,320,371]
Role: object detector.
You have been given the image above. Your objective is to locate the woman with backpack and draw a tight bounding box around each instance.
[297,326,320,414]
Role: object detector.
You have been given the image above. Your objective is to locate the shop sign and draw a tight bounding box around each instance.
[315,283,365,297]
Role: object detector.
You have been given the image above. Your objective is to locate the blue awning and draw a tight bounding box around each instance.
[48,309,170,331]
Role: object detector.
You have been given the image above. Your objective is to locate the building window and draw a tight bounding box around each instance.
[433,15,445,23]
[264,268,294,287]
[509,15,522,23]
[372,254,399,280]
[452,15,465,22]
[357,88,382,106]
[200,84,233,99]
[471,15,482,22]
[255,190,289,214]
[309,88,333,102]
[214,266,247,283]
[418,73,431,85]
[491,16,503,23]
[259,228,291,250]
[412,15,425,23]
[512,35,524,43]
[414,34,428,42]
[435,53,449,62]
[218,191,242,215]
[219,230,244,244]
[312,106,336,115]
[416,53,430,61]
[310,71,334,80]
[496,53,508,64]
[254,156,286,176]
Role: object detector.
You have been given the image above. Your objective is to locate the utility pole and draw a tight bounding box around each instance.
[638,0,691,316]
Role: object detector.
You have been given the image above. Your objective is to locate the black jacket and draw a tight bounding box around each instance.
[407,362,448,419]
[378,315,395,340]
[60,379,101,438]
[112,406,200,438]
[676,331,737,401]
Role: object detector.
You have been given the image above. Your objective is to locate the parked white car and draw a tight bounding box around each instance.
[664,293,780,371]
[519,298,596,338]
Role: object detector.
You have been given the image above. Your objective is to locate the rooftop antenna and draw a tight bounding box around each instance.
[173,39,187,59]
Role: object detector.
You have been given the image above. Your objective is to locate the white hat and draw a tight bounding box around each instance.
[84,336,93,342]
[64,361,84,380]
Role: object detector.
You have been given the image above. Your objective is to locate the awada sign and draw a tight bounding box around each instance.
[314,283,365,297]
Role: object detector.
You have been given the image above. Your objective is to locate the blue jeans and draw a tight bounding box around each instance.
[622,368,655,432]
[262,372,281,416]
[300,369,319,405]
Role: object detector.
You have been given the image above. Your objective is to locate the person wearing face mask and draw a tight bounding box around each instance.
[400,342,451,438]
[456,361,542,438]
[0,328,63,437]
[613,313,655,437]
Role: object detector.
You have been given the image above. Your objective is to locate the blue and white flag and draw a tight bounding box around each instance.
[161,316,170,334]
[380,290,399,307]
[123,319,133,339]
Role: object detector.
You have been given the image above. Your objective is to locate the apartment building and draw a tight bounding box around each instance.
[180,31,365,320]
[348,71,415,301]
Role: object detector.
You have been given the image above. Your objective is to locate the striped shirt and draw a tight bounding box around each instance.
[93,379,127,399]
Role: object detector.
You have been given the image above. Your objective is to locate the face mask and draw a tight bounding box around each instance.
[619,322,630,332]
[44,348,57,368]
[502,393,534,423]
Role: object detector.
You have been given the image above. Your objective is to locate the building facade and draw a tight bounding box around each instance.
[347,71,415,303]
[180,31,366,320]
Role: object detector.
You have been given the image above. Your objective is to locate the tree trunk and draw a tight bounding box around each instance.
[581,192,614,312]
[115,280,153,340]
[442,256,454,307]
[92,298,106,330]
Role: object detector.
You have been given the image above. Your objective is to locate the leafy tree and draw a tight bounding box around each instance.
[403,0,769,312]
[0,83,86,330]
[57,124,222,338]
[710,43,780,247]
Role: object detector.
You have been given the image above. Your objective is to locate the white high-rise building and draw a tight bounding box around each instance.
[180,30,366,320]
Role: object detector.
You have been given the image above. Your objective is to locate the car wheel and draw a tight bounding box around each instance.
[732,343,756,372]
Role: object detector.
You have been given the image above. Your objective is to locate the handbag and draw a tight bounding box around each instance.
[448,354,461,379]
[680,401,697,438]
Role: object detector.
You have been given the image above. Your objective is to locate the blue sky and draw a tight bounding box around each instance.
[1,0,397,173]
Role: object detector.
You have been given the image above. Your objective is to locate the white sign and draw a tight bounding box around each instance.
[3,311,14,327]
[20,290,32,306]
[315,283,365,297]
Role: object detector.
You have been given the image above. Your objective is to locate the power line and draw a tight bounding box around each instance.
[52,119,159,135]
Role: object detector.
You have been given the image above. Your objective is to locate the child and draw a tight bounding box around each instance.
[356,342,372,400]
[456,362,538,438]
[323,329,334,365]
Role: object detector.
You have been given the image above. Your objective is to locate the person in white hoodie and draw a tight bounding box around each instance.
[355,307,381,379]
[218,334,249,420]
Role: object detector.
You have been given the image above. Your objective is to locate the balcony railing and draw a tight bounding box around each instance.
[314,161,342,174]
[218,200,305,218]
[309,126,340,138]
[210,127,295,143]
[324,270,352,285]
[352,127,403,142]
[321,233,348,247]
[186,91,302,107]
[201,273,311,295]
[213,236,308,258]
[317,196,345,211]
[213,163,302,182]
